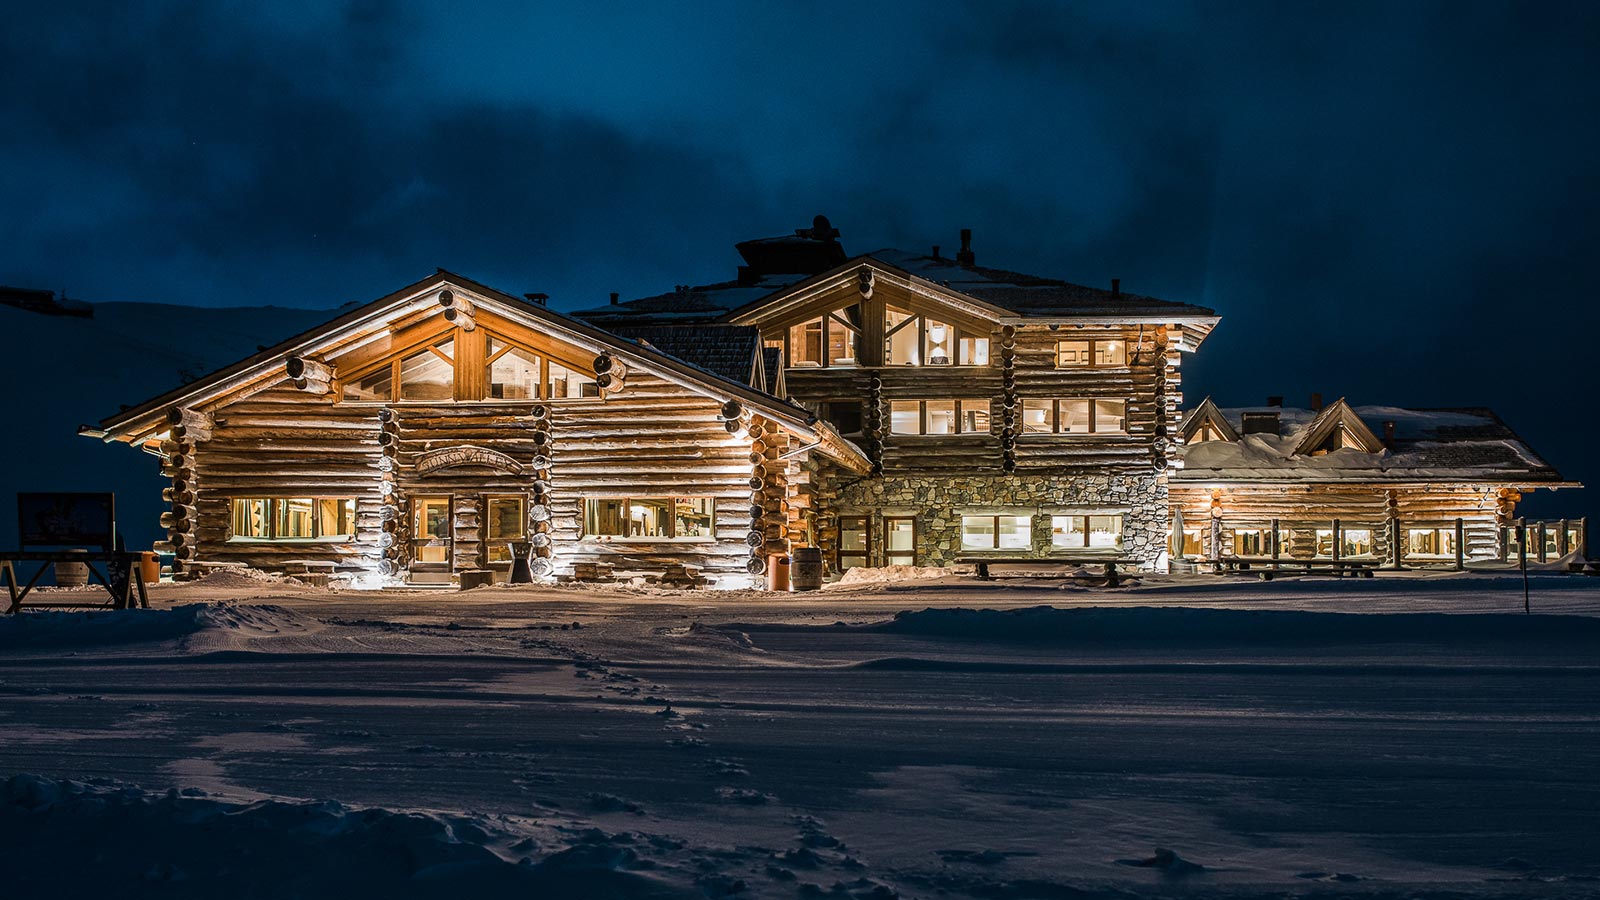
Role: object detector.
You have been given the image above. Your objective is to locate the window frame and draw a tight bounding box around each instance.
[228,497,357,543]
[887,399,994,436]
[1054,338,1129,369]
[883,305,991,368]
[960,514,1033,552]
[1019,398,1129,435]
[1048,514,1125,553]
[783,307,862,369]
[484,495,528,562]
[339,328,600,404]
[582,496,717,542]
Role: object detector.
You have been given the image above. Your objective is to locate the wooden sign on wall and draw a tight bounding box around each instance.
[414,445,524,476]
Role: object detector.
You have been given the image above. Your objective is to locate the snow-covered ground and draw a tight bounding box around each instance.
[2,572,1597,898]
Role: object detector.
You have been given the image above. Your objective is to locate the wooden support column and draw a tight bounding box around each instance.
[999,325,1017,474]
[528,403,555,579]
[1454,518,1465,571]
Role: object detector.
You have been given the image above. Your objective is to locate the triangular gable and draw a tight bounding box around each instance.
[1292,398,1385,455]
[1180,397,1240,444]
[87,270,870,472]
[722,254,1015,329]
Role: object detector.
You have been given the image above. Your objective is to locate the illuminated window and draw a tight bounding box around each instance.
[1341,529,1373,557]
[1233,528,1287,557]
[889,400,994,435]
[487,339,541,400]
[399,338,455,401]
[1056,339,1128,368]
[549,360,599,398]
[784,308,860,368]
[583,497,715,540]
[885,306,989,367]
[789,319,824,367]
[1021,399,1127,434]
[961,515,1032,551]
[485,496,527,562]
[1407,527,1456,558]
[1051,515,1123,551]
[230,498,354,541]
[342,366,392,402]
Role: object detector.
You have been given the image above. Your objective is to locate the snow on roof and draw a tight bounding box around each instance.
[571,274,809,325]
[1174,403,1563,484]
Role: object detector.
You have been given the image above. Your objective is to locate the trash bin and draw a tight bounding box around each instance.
[766,554,791,592]
[139,551,162,585]
[791,547,823,591]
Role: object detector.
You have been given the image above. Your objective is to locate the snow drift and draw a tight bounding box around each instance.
[0,603,310,649]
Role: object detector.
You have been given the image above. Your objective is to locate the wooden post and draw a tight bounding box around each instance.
[1331,518,1341,565]
[1557,519,1570,557]
[1537,522,1548,563]
[1581,516,1589,561]
[1454,518,1465,571]
[1388,514,1403,570]
[1270,518,1281,571]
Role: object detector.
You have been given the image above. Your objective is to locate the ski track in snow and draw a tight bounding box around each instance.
[1,573,1598,898]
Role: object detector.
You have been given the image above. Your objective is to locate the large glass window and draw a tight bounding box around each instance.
[230,498,355,541]
[487,339,541,400]
[789,319,824,367]
[549,360,599,398]
[400,338,455,401]
[884,306,989,367]
[1341,528,1374,557]
[889,400,995,435]
[962,515,1032,551]
[584,497,715,540]
[1050,515,1123,551]
[784,309,860,368]
[1233,527,1288,557]
[838,516,869,570]
[342,367,392,402]
[1056,339,1128,368]
[1021,399,1127,434]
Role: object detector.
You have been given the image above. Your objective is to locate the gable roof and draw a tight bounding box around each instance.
[1179,397,1240,444]
[604,323,764,388]
[85,270,870,472]
[1292,398,1386,455]
[1174,402,1570,486]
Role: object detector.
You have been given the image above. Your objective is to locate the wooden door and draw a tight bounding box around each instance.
[410,496,453,582]
[884,516,917,566]
[838,516,869,571]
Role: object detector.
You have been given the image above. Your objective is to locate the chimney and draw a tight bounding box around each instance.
[1111,278,1121,297]
[931,245,941,260]
[956,228,975,267]
[1310,392,1324,412]
[609,291,619,305]
[1266,395,1284,408]
[523,292,549,307]
[1382,420,1396,450]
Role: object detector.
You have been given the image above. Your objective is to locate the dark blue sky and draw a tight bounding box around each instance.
[3,1,1597,512]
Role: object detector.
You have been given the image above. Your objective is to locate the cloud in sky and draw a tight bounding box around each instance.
[2,0,1597,506]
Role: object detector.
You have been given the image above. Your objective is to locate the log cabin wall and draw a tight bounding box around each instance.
[1167,483,1509,562]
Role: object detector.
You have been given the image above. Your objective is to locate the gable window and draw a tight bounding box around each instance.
[1055,339,1127,368]
[786,307,861,368]
[1021,399,1127,434]
[342,366,393,402]
[230,498,355,541]
[485,496,527,562]
[549,360,599,398]
[1050,514,1123,551]
[961,514,1031,551]
[487,338,541,400]
[584,497,715,540]
[400,338,455,401]
[885,305,989,367]
[889,400,993,435]
[1192,423,1228,443]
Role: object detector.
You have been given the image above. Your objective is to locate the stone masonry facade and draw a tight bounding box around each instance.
[826,472,1169,569]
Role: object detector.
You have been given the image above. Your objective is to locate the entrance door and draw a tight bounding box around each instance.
[410,496,453,583]
[838,516,870,571]
[884,516,917,567]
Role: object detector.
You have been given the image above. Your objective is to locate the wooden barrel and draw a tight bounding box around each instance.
[791,547,824,591]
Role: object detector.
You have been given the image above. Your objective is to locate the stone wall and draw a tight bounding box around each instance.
[824,472,1169,568]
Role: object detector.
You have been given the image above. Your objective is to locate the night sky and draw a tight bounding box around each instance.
[3,1,1597,514]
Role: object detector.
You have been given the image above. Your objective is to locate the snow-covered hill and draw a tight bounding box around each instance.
[0,301,334,550]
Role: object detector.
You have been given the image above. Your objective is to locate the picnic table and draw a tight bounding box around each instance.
[959,556,1126,587]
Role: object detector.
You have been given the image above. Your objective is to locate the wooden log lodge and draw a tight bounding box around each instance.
[84,217,1577,585]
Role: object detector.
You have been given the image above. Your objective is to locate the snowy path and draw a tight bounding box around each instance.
[1,575,1597,897]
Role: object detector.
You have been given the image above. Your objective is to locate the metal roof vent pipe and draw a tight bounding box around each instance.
[956,229,975,267]
[1267,396,1284,407]
[1111,278,1121,297]
[1310,392,1324,412]
[931,245,941,260]
[524,292,549,307]
[609,291,619,305]
[1382,420,1396,450]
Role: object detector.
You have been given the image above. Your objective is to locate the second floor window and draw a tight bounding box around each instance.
[889,399,993,435]
[1056,339,1128,368]
[1021,399,1128,434]
[788,309,862,367]
[400,338,455,401]
[886,306,990,366]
